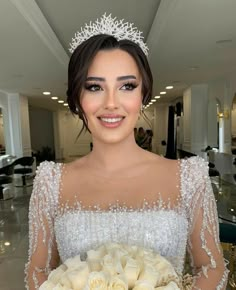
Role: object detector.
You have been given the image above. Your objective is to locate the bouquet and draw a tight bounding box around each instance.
[39,243,190,290]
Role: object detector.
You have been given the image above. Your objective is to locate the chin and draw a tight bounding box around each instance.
[94,131,133,145]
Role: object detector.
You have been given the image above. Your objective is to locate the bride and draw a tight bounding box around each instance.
[25,14,228,290]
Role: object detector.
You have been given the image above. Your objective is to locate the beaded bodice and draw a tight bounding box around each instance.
[25,156,229,290]
[55,205,188,274]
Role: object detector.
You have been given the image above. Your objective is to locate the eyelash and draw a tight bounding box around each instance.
[121,82,138,91]
[84,82,138,92]
[84,83,101,92]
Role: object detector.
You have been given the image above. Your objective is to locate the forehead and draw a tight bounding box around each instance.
[87,49,140,77]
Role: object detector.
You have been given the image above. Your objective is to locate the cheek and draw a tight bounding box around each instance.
[123,96,142,113]
[81,96,101,115]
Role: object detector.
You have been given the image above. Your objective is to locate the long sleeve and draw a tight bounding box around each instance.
[183,157,229,290]
[25,161,62,290]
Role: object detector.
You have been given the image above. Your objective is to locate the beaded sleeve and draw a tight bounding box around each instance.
[25,161,62,290]
[182,157,229,289]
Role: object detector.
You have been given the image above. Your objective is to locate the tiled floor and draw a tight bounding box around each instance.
[0,177,235,289]
[0,186,31,290]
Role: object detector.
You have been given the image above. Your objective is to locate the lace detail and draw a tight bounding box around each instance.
[25,157,228,290]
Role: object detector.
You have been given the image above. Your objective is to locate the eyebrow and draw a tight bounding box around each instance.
[86,75,137,82]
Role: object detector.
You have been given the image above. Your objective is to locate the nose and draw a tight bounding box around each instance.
[103,89,119,110]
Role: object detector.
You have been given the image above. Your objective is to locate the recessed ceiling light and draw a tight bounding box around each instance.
[189,66,199,71]
[160,91,166,95]
[4,241,10,246]
[58,100,64,103]
[43,91,51,95]
[151,99,157,102]
[63,103,68,106]
[155,96,160,99]
[166,86,173,89]
[51,96,58,100]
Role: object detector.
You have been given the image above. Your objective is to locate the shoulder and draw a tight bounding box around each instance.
[147,153,179,171]
[30,161,63,214]
[180,156,210,205]
[33,161,64,193]
[35,160,63,180]
[180,156,209,177]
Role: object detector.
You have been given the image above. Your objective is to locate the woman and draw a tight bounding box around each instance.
[136,127,146,147]
[25,15,228,290]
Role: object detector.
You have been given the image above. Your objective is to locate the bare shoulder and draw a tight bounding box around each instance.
[64,155,89,171]
[143,151,179,171]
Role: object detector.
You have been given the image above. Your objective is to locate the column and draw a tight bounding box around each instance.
[183,84,208,158]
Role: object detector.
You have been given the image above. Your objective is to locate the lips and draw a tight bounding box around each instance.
[99,117,123,123]
[97,115,125,128]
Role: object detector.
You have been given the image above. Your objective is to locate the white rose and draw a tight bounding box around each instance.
[155,281,180,290]
[64,255,82,270]
[108,274,128,290]
[138,264,159,287]
[48,265,66,285]
[39,280,56,290]
[133,280,155,290]
[52,284,72,290]
[154,260,178,285]
[102,254,117,276]
[60,272,73,289]
[87,247,106,260]
[66,263,90,290]
[87,259,102,272]
[84,271,109,290]
[123,257,141,288]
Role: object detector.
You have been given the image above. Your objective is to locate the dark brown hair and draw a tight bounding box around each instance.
[67,34,153,134]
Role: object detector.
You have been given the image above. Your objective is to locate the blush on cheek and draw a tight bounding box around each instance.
[125,98,142,113]
[81,99,100,114]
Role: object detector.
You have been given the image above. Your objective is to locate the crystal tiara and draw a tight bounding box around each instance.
[69,13,148,55]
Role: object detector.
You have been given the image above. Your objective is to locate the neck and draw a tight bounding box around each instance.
[87,134,143,173]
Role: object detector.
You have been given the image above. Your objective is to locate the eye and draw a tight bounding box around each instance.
[84,83,102,92]
[120,83,138,91]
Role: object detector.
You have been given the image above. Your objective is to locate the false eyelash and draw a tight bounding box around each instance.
[121,82,138,90]
[84,83,102,91]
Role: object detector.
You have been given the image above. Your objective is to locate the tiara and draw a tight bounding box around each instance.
[69,13,148,55]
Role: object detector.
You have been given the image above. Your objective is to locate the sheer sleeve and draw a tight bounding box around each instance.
[183,157,229,289]
[25,161,62,290]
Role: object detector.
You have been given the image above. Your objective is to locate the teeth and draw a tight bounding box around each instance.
[100,117,123,123]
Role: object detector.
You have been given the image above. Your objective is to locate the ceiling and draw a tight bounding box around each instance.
[0,0,236,111]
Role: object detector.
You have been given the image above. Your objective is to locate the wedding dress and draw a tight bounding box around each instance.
[25,156,228,289]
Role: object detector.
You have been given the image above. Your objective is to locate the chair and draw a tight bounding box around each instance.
[219,222,236,288]
[0,164,14,200]
[13,156,34,187]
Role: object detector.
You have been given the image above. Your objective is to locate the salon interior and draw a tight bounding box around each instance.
[0,0,236,289]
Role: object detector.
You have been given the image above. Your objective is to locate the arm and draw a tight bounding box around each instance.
[186,158,229,289]
[25,162,61,290]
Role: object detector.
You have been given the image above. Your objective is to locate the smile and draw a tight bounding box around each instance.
[98,116,125,128]
[99,117,123,123]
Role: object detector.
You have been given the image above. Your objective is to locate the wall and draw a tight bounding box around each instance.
[53,110,92,161]
[29,106,54,153]
[0,91,31,157]
[0,114,5,147]
[154,103,169,155]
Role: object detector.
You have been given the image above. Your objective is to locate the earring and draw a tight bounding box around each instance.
[140,105,144,115]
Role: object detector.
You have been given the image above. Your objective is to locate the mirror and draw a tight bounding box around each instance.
[0,108,6,155]
[231,93,236,154]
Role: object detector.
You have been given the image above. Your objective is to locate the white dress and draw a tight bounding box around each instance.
[25,156,228,289]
